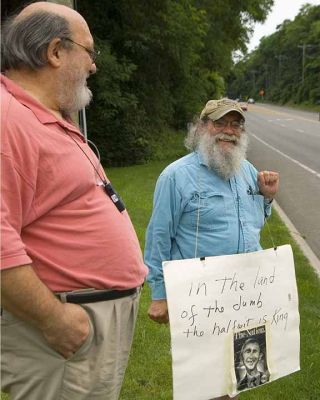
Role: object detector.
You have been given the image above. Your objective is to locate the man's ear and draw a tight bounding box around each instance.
[47,38,65,68]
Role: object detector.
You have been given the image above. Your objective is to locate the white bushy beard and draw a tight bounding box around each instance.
[58,69,92,117]
[198,131,249,180]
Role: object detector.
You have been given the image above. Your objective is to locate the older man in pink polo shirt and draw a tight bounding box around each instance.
[0,3,147,400]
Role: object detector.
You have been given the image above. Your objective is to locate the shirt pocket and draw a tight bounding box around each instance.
[181,191,228,231]
[245,194,265,230]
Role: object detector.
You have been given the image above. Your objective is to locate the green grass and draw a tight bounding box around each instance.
[283,102,320,113]
[2,131,320,399]
[111,158,320,400]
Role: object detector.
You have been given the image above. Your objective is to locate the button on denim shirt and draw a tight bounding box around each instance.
[144,152,272,300]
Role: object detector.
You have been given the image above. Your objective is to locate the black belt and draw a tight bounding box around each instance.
[56,287,138,304]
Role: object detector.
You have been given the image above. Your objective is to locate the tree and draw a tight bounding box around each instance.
[228,4,320,106]
[77,0,274,165]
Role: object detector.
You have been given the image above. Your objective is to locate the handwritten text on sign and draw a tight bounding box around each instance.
[181,265,288,338]
[163,245,300,400]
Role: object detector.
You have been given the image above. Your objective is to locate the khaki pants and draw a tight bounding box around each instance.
[1,291,140,400]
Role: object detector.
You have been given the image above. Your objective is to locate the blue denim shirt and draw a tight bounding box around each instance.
[144,152,272,299]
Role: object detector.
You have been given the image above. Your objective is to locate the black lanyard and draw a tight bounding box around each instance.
[63,129,125,213]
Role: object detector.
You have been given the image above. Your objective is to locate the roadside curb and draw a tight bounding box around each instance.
[274,200,320,278]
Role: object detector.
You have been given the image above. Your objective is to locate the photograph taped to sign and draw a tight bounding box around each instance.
[163,245,300,400]
[232,323,270,395]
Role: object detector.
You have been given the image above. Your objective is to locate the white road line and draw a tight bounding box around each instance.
[274,201,320,277]
[249,132,320,179]
[280,124,286,127]
[296,129,304,133]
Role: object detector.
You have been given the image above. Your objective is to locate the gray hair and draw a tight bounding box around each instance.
[184,117,210,151]
[1,11,72,71]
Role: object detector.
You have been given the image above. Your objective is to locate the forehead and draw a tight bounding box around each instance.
[244,342,260,351]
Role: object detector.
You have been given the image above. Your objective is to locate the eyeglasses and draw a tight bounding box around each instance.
[213,119,244,131]
[63,38,100,63]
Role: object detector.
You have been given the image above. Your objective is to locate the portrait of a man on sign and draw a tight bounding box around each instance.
[234,325,270,392]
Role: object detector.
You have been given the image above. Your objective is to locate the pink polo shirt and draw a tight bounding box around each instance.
[1,74,147,291]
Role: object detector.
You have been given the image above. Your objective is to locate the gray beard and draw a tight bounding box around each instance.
[198,132,249,180]
[58,73,93,118]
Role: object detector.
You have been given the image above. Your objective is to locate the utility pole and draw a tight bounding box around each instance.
[298,44,306,84]
[250,70,257,95]
[264,64,269,90]
[298,43,318,84]
[47,0,74,6]
[275,55,287,80]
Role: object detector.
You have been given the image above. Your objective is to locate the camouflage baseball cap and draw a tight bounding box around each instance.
[200,98,245,121]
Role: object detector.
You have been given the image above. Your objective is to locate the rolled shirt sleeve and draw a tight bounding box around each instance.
[1,153,34,269]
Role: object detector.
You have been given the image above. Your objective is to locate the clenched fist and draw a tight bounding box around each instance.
[257,171,279,201]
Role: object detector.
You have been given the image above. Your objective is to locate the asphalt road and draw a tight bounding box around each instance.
[245,103,320,260]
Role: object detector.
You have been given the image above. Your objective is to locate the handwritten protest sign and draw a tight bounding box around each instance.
[163,245,300,400]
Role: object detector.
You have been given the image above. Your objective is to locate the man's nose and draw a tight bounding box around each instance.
[223,123,234,134]
[90,62,97,75]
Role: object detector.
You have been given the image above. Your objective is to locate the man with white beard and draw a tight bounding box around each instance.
[144,98,279,399]
[1,3,147,400]
[145,98,279,319]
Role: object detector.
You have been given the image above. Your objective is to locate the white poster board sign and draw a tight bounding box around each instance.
[163,245,300,400]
